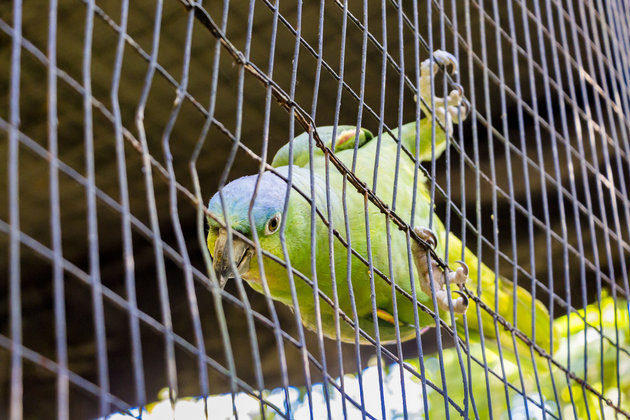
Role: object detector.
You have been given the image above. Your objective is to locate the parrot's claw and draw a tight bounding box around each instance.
[429,50,459,74]
[417,50,469,136]
[411,227,469,314]
[415,226,438,248]
[450,260,469,287]
[451,290,469,313]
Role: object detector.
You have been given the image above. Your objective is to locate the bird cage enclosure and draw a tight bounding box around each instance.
[1,0,629,419]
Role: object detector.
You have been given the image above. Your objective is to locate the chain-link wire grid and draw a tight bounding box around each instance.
[1,0,629,419]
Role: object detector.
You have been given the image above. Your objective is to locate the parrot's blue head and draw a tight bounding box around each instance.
[207,171,289,288]
[207,172,286,236]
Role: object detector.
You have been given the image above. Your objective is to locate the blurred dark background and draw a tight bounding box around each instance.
[1,0,629,418]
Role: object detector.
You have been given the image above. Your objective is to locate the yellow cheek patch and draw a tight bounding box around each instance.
[376,308,401,326]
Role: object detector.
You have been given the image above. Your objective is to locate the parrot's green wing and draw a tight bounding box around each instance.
[271,126,373,167]
[272,120,447,169]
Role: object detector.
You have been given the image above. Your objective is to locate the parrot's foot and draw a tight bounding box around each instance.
[416,50,470,137]
[411,227,469,314]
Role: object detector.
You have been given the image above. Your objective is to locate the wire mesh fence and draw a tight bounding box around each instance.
[1,0,629,419]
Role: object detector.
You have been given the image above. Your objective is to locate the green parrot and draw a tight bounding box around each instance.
[207,51,554,355]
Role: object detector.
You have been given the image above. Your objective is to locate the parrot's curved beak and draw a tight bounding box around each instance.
[212,228,253,289]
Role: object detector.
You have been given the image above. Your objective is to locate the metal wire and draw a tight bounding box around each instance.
[8,1,23,419]
[1,0,630,419]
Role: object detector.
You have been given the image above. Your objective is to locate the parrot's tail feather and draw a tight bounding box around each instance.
[444,231,557,362]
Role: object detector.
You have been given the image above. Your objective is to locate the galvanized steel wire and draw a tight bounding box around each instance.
[1,0,629,419]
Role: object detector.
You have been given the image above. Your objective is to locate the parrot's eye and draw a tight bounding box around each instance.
[265,213,281,235]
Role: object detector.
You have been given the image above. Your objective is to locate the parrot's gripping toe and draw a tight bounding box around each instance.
[411,227,469,314]
[429,50,459,74]
[417,50,469,136]
[450,260,469,287]
[446,260,469,312]
[451,290,469,313]
[415,226,438,248]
